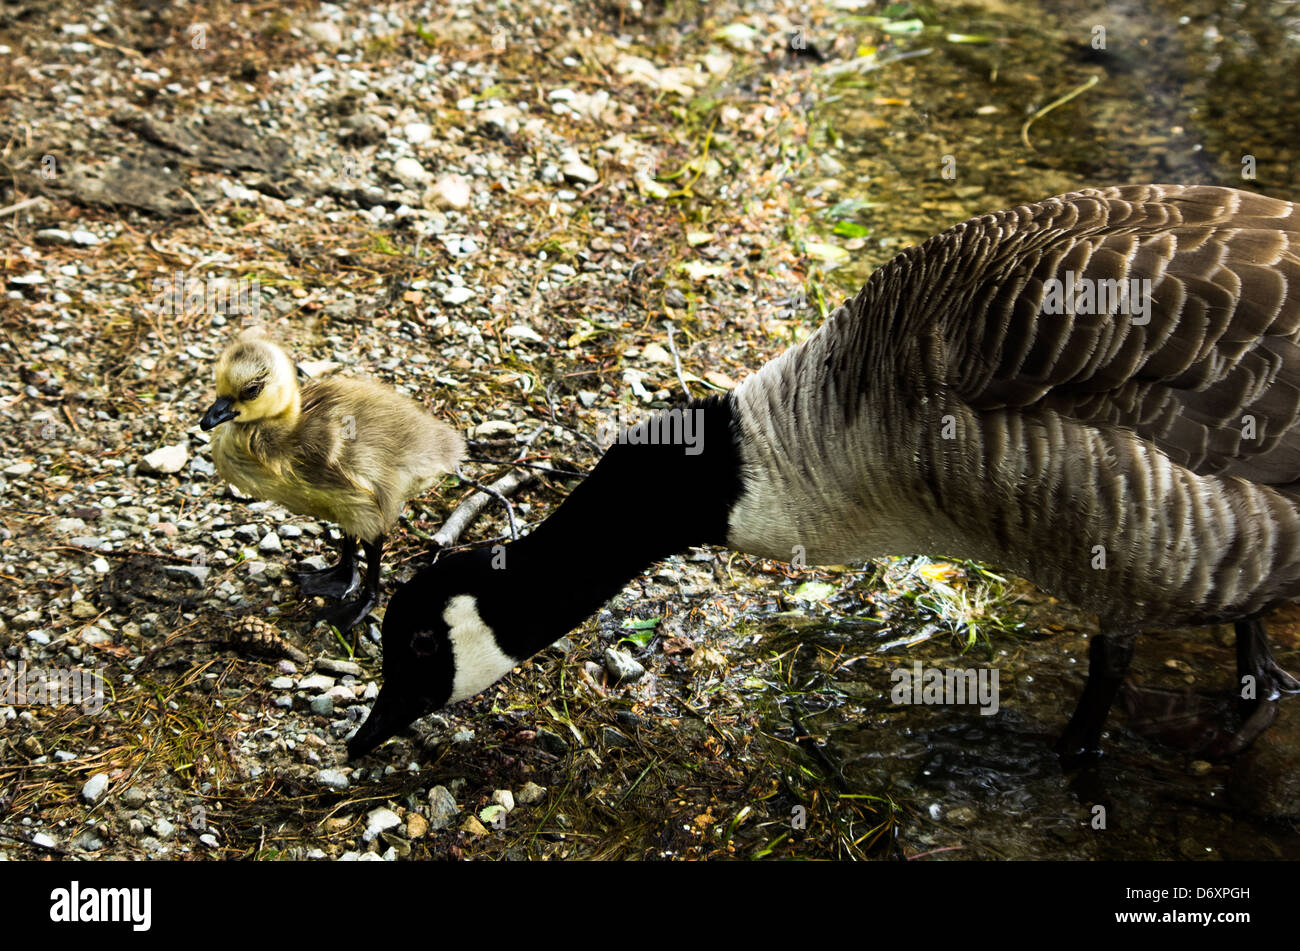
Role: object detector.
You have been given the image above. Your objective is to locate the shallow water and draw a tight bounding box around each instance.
[731,0,1300,860]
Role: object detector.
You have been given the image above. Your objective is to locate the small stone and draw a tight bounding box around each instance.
[427,785,459,829]
[442,286,475,305]
[310,694,335,716]
[392,157,428,185]
[317,768,350,790]
[258,532,282,554]
[404,121,433,144]
[451,728,475,744]
[154,817,176,839]
[429,173,471,209]
[562,159,599,185]
[297,674,335,691]
[504,324,544,344]
[69,230,99,246]
[461,815,489,836]
[122,788,147,807]
[577,390,598,408]
[603,647,646,684]
[12,609,42,630]
[81,773,109,804]
[35,228,74,245]
[72,831,104,851]
[516,782,546,805]
[269,676,294,690]
[199,833,218,848]
[600,726,633,749]
[315,658,363,677]
[31,832,56,849]
[406,813,428,839]
[3,462,34,477]
[491,789,515,812]
[535,728,568,755]
[140,443,189,475]
[946,806,978,827]
[165,565,210,587]
[363,806,403,842]
[305,21,342,47]
[70,600,97,619]
[474,420,517,438]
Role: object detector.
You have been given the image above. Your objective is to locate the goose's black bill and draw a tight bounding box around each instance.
[200,396,237,430]
[347,687,426,759]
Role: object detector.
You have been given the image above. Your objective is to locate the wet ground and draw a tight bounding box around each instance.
[724,0,1300,859]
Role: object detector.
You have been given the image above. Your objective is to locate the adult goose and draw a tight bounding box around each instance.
[200,326,465,631]
[349,184,1300,761]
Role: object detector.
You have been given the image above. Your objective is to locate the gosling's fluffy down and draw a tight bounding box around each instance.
[203,326,464,542]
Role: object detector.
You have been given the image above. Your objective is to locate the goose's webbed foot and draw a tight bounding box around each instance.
[292,535,360,599]
[313,537,384,634]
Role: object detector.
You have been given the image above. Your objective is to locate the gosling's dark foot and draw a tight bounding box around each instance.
[315,592,378,633]
[291,561,361,600]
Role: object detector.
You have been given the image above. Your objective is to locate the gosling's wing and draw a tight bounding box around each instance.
[927,184,1300,483]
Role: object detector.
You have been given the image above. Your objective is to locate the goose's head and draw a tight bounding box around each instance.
[348,548,524,759]
[200,326,299,430]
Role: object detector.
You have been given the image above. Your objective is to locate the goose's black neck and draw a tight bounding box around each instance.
[484,396,744,659]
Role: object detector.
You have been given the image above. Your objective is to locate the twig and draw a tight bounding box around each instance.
[433,470,537,547]
[1020,75,1100,151]
[664,321,693,400]
[0,196,43,217]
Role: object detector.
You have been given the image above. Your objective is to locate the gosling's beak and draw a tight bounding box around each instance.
[199,396,237,431]
[347,686,428,760]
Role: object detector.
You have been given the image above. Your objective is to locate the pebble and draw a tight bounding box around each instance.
[270,676,295,690]
[140,443,189,475]
[429,173,471,209]
[122,788,148,807]
[603,647,646,684]
[154,817,175,839]
[316,768,350,791]
[491,789,515,812]
[81,773,109,804]
[4,462,35,477]
[406,813,428,839]
[165,565,210,586]
[442,286,475,305]
[404,122,433,145]
[392,157,428,185]
[516,782,547,805]
[305,21,342,48]
[474,420,517,438]
[363,807,403,842]
[31,833,56,849]
[258,532,282,553]
[297,674,335,691]
[561,159,599,185]
[315,658,362,676]
[427,785,459,829]
[309,694,335,716]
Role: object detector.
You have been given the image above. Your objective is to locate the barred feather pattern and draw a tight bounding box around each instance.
[728,185,1300,627]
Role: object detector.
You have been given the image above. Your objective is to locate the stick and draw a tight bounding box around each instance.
[0,197,43,217]
[1020,75,1100,151]
[433,470,536,548]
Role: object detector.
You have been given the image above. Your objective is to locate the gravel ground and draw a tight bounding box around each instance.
[0,0,868,859]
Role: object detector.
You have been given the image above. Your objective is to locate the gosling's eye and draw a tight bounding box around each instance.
[239,380,264,402]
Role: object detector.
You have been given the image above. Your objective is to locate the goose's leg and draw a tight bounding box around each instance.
[1206,618,1300,757]
[318,536,384,633]
[1054,630,1136,763]
[292,534,361,600]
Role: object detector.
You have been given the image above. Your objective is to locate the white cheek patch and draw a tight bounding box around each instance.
[444,594,518,703]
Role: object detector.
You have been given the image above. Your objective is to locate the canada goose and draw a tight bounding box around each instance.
[349,184,1300,762]
[199,326,465,631]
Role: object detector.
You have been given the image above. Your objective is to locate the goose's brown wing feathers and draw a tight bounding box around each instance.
[932,184,1300,485]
